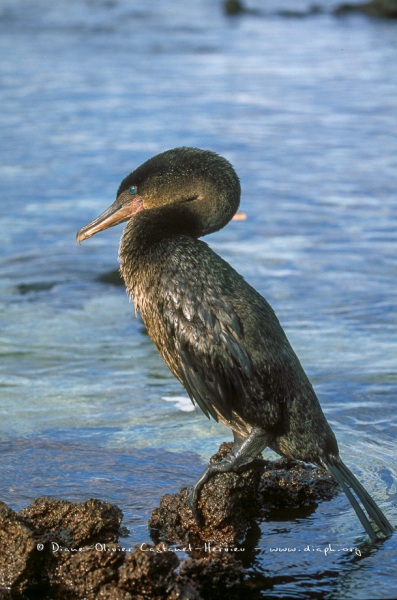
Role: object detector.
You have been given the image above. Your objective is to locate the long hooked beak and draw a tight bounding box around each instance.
[76,194,144,243]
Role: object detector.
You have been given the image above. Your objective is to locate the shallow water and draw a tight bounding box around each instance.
[1,0,396,597]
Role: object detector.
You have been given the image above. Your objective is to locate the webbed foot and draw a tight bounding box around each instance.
[186,454,235,522]
[186,427,270,524]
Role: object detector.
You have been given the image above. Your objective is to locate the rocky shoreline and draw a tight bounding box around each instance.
[0,443,338,599]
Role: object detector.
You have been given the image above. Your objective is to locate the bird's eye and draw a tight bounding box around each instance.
[180,195,198,203]
[129,186,138,195]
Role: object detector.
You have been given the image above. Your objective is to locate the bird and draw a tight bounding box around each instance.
[76,147,393,541]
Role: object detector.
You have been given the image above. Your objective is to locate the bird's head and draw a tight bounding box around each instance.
[76,147,241,243]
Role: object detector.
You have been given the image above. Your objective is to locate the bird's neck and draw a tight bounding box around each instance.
[118,205,200,313]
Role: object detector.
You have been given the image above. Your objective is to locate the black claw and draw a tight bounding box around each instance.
[186,486,195,508]
[186,486,203,524]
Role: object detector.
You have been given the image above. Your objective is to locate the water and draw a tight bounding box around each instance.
[1,0,396,597]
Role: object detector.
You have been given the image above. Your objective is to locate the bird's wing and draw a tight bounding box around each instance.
[161,278,253,422]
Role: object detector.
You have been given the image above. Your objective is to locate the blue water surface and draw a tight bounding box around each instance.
[1,1,396,597]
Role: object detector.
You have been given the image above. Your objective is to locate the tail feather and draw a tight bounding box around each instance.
[337,460,393,536]
[322,457,394,541]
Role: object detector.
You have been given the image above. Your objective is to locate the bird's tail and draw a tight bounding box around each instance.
[320,456,394,541]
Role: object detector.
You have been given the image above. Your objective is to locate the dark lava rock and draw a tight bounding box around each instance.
[19,496,123,546]
[149,443,338,550]
[334,0,397,18]
[0,496,250,600]
[113,543,201,600]
[0,502,43,596]
[0,497,123,599]
[149,442,265,547]
[259,458,338,511]
[180,553,250,600]
[46,544,125,600]
[95,545,251,600]
[0,448,338,599]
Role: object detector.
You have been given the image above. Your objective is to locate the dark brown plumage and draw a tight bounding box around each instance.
[77,147,393,540]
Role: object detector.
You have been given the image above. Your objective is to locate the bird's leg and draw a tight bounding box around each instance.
[230,429,267,471]
[187,426,270,521]
[231,430,245,451]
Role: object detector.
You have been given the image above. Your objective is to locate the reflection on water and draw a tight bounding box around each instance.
[1,0,396,597]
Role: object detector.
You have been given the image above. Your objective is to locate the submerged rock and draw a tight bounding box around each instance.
[334,0,397,18]
[224,0,245,15]
[222,0,397,19]
[97,269,124,286]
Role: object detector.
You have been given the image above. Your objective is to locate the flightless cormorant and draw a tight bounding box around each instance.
[77,147,393,541]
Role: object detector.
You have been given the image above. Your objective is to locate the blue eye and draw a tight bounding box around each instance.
[129,186,138,195]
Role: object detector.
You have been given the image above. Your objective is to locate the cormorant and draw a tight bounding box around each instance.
[76,147,393,541]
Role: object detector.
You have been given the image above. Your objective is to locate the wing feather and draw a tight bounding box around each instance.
[165,288,253,423]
